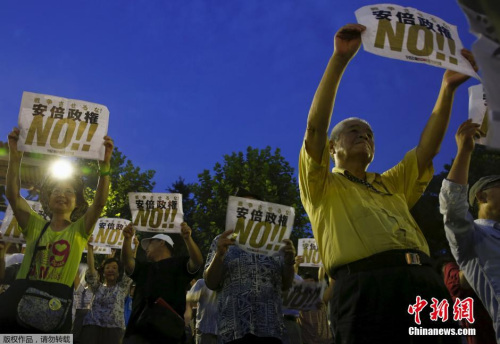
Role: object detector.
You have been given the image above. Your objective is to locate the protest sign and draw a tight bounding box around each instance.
[0,201,46,244]
[468,85,489,146]
[129,193,183,233]
[226,196,294,256]
[297,238,322,267]
[17,92,109,160]
[91,218,130,249]
[355,4,479,79]
[282,279,325,311]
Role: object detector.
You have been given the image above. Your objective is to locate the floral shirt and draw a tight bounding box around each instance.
[205,235,286,344]
[83,270,132,329]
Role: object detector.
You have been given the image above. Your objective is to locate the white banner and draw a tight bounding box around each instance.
[91,218,130,249]
[17,92,109,160]
[468,84,489,146]
[129,193,184,233]
[355,4,479,79]
[297,238,322,267]
[0,201,46,244]
[282,280,325,311]
[226,196,294,256]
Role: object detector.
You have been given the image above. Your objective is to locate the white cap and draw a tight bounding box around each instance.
[141,234,174,250]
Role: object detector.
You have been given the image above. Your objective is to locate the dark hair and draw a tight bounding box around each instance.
[98,257,124,283]
[39,174,88,222]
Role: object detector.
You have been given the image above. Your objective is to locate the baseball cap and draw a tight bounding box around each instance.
[469,175,500,206]
[141,234,174,250]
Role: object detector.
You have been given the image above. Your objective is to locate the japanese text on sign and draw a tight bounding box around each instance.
[129,193,184,233]
[17,92,109,160]
[355,4,479,79]
[226,196,294,256]
[91,218,130,249]
[297,238,322,267]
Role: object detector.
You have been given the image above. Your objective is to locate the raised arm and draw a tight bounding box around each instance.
[121,223,136,275]
[416,50,477,177]
[83,136,113,235]
[5,128,32,229]
[281,239,296,290]
[305,24,365,164]
[447,119,482,185]
[86,237,97,275]
[180,222,203,273]
[204,229,235,290]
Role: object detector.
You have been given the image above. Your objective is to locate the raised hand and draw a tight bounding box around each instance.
[7,128,23,161]
[216,229,236,256]
[443,49,478,91]
[455,119,483,154]
[334,24,366,63]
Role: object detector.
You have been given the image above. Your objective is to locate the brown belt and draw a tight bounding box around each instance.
[331,249,432,280]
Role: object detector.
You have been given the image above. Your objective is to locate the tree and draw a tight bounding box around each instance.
[78,147,156,220]
[167,177,195,226]
[189,146,311,257]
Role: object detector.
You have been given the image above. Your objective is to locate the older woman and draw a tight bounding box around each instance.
[0,127,113,333]
[80,240,132,344]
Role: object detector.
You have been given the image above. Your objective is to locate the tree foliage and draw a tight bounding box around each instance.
[184,146,311,257]
[79,147,156,219]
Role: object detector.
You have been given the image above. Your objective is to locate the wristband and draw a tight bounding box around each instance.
[99,169,111,176]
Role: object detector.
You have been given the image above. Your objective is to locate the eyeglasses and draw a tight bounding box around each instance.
[52,188,76,196]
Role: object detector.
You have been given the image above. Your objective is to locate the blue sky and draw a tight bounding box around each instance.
[0,0,479,191]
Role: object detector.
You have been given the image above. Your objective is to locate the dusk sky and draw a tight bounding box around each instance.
[0,0,481,192]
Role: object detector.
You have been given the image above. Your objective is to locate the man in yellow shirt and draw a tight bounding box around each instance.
[299,24,476,343]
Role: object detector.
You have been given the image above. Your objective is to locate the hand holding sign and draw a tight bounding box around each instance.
[217,229,236,256]
[280,239,296,265]
[334,23,366,63]
[7,128,23,161]
[99,135,114,171]
[444,49,478,91]
[123,223,135,240]
[180,222,192,240]
[455,119,484,154]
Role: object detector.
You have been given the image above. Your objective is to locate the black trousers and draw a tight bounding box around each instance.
[330,264,460,344]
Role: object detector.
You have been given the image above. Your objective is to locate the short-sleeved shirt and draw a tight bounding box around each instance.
[298,139,432,272]
[125,256,197,338]
[83,270,133,329]
[16,211,90,287]
[187,279,217,335]
[205,236,286,344]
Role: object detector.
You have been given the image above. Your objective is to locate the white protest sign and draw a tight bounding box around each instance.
[226,196,294,256]
[0,201,47,244]
[468,84,489,146]
[91,218,130,249]
[17,92,109,160]
[355,4,479,79]
[297,238,322,267]
[282,280,325,311]
[129,193,184,233]
[83,246,112,255]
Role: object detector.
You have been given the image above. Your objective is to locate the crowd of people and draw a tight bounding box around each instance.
[0,22,499,344]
